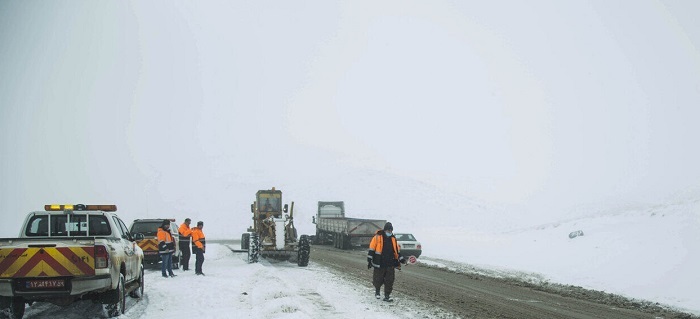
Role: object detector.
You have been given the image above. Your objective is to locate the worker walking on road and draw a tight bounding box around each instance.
[191,221,206,275]
[157,220,176,278]
[178,218,192,271]
[367,222,405,302]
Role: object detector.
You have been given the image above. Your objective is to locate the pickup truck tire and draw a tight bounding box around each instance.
[105,274,126,317]
[0,296,25,319]
[129,267,145,298]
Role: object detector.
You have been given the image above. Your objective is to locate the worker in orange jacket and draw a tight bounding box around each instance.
[367,222,405,302]
[191,221,206,275]
[157,220,176,278]
[178,218,192,271]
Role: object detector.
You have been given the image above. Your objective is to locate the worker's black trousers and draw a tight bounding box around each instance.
[372,267,395,297]
[179,246,191,270]
[194,250,205,274]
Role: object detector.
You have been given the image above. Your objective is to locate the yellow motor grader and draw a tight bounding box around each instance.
[240,187,310,266]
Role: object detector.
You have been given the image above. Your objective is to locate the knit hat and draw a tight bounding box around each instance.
[383,222,393,231]
[197,221,204,226]
[161,220,170,227]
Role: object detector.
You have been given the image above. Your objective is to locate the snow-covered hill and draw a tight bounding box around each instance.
[420,197,700,315]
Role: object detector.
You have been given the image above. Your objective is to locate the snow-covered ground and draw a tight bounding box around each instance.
[418,198,700,316]
[19,197,700,318]
[22,243,450,319]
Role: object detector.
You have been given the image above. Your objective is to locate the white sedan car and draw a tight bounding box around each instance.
[394,233,422,258]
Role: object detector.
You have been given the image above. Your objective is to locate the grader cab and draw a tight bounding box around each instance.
[240,187,310,266]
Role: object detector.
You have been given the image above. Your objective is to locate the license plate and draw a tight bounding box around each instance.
[25,279,66,289]
[403,244,415,248]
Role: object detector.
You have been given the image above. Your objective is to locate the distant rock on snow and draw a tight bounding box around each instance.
[569,230,584,239]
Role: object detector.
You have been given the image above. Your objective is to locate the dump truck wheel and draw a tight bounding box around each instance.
[297,235,310,267]
[341,234,350,250]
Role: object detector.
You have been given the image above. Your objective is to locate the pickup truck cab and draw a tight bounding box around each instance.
[0,204,144,318]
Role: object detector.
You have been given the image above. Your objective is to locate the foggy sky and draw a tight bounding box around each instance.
[1,1,699,238]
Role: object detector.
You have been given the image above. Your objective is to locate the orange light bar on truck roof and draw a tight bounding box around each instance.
[44,204,117,212]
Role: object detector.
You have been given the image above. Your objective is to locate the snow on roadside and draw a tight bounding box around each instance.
[122,243,439,319]
[419,200,700,315]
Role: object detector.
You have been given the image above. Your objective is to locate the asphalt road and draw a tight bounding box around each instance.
[309,244,694,319]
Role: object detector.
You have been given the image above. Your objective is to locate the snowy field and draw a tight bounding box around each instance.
[418,198,700,316]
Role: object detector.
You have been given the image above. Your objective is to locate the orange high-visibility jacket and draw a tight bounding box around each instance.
[157,227,175,254]
[191,227,206,250]
[367,230,400,268]
[179,223,192,238]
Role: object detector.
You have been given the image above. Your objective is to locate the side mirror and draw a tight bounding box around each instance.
[283,204,288,213]
[133,233,145,241]
[312,216,316,224]
[251,203,255,213]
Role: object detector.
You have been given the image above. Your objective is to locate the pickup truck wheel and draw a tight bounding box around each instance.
[129,267,144,298]
[106,274,126,317]
[0,296,25,319]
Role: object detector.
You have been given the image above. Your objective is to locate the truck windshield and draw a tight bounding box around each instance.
[258,194,281,212]
[25,214,111,237]
[319,204,343,217]
[129,221,162,236]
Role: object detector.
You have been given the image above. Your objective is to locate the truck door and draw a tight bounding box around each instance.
[112,216,137,282]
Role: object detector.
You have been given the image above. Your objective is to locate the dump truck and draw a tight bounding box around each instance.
[240,187,310,266]
[311,201,386,250]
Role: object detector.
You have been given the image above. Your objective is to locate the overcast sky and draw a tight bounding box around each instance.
[1,1,699,238]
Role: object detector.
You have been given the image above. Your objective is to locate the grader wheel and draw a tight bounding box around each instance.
[247,233,260,263]
[297,235,310,267]
[241,233,250,250]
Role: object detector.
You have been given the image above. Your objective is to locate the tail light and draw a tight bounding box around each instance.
[417,244,422,250]
[95,244,109,269]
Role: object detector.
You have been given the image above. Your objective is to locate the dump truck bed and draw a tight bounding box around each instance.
[316,217,386,237]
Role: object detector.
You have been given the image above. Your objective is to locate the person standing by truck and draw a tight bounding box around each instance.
[178,218,192,271]
[158,219,177,278]
[191,221,206,275]
[367,222,406,302]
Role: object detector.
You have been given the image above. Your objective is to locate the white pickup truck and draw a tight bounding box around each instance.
[0,204,144,319]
